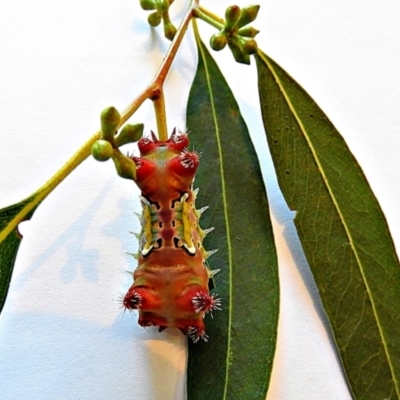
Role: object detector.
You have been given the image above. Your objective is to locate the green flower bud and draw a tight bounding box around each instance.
[148,11,162,27]
[155,0,169,13]
[237,5,260,29]
[112,151,137,180]
[228,37,250,65]
[238,26,259,38]
[243,38,258,55]
[114,123,144,147]
[139,0,156,10]
[91,139,114,162]
[225,5,241,31]
[163,20,176,40]
[210,32,227,51]
[100,106,120,141]
[230,49,250,64]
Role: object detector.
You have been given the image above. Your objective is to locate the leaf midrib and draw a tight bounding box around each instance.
[195,28,233,400]
[257,51,398,396]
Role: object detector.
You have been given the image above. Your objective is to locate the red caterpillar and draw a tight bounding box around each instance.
[123,130,221,343]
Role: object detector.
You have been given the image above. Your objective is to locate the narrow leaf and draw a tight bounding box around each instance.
[256,51,400,399]
[186,34,279,399]
[0,197,40,312]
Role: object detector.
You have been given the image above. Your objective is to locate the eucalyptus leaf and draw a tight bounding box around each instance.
[186,33,279,400]
[0,197,39,312]
[256,51,400,399]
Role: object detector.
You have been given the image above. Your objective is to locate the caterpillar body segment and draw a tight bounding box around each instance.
[123,130,221,342]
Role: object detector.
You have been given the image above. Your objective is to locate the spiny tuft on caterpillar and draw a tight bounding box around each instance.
[123,129,220,343]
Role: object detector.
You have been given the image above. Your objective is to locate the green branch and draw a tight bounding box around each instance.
[0,0,198,245]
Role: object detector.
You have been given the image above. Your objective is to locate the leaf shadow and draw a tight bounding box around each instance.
[0,311,185,400]
[100,195,141,274]
[130,11,170,55]
[129,5,196,82]
[11,182,112,291]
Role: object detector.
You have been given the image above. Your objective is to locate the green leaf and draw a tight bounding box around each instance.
[256,51,400,399]
[186,32,279,400]
[0,197,40,312]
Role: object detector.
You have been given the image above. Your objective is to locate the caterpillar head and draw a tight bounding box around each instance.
[131,130,200,199]
[137,128,189,156]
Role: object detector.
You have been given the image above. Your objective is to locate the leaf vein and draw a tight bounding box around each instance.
[195,25,233,400]
[258,50,399,396]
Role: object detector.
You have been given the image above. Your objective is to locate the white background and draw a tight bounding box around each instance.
[1,1,399,399]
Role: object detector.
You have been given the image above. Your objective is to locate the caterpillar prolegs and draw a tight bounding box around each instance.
[123,129,221,343]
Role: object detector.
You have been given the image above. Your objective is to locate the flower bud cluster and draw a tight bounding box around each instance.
[139,0,177,41]
[210,5,260,65]
[91,106,144,180]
